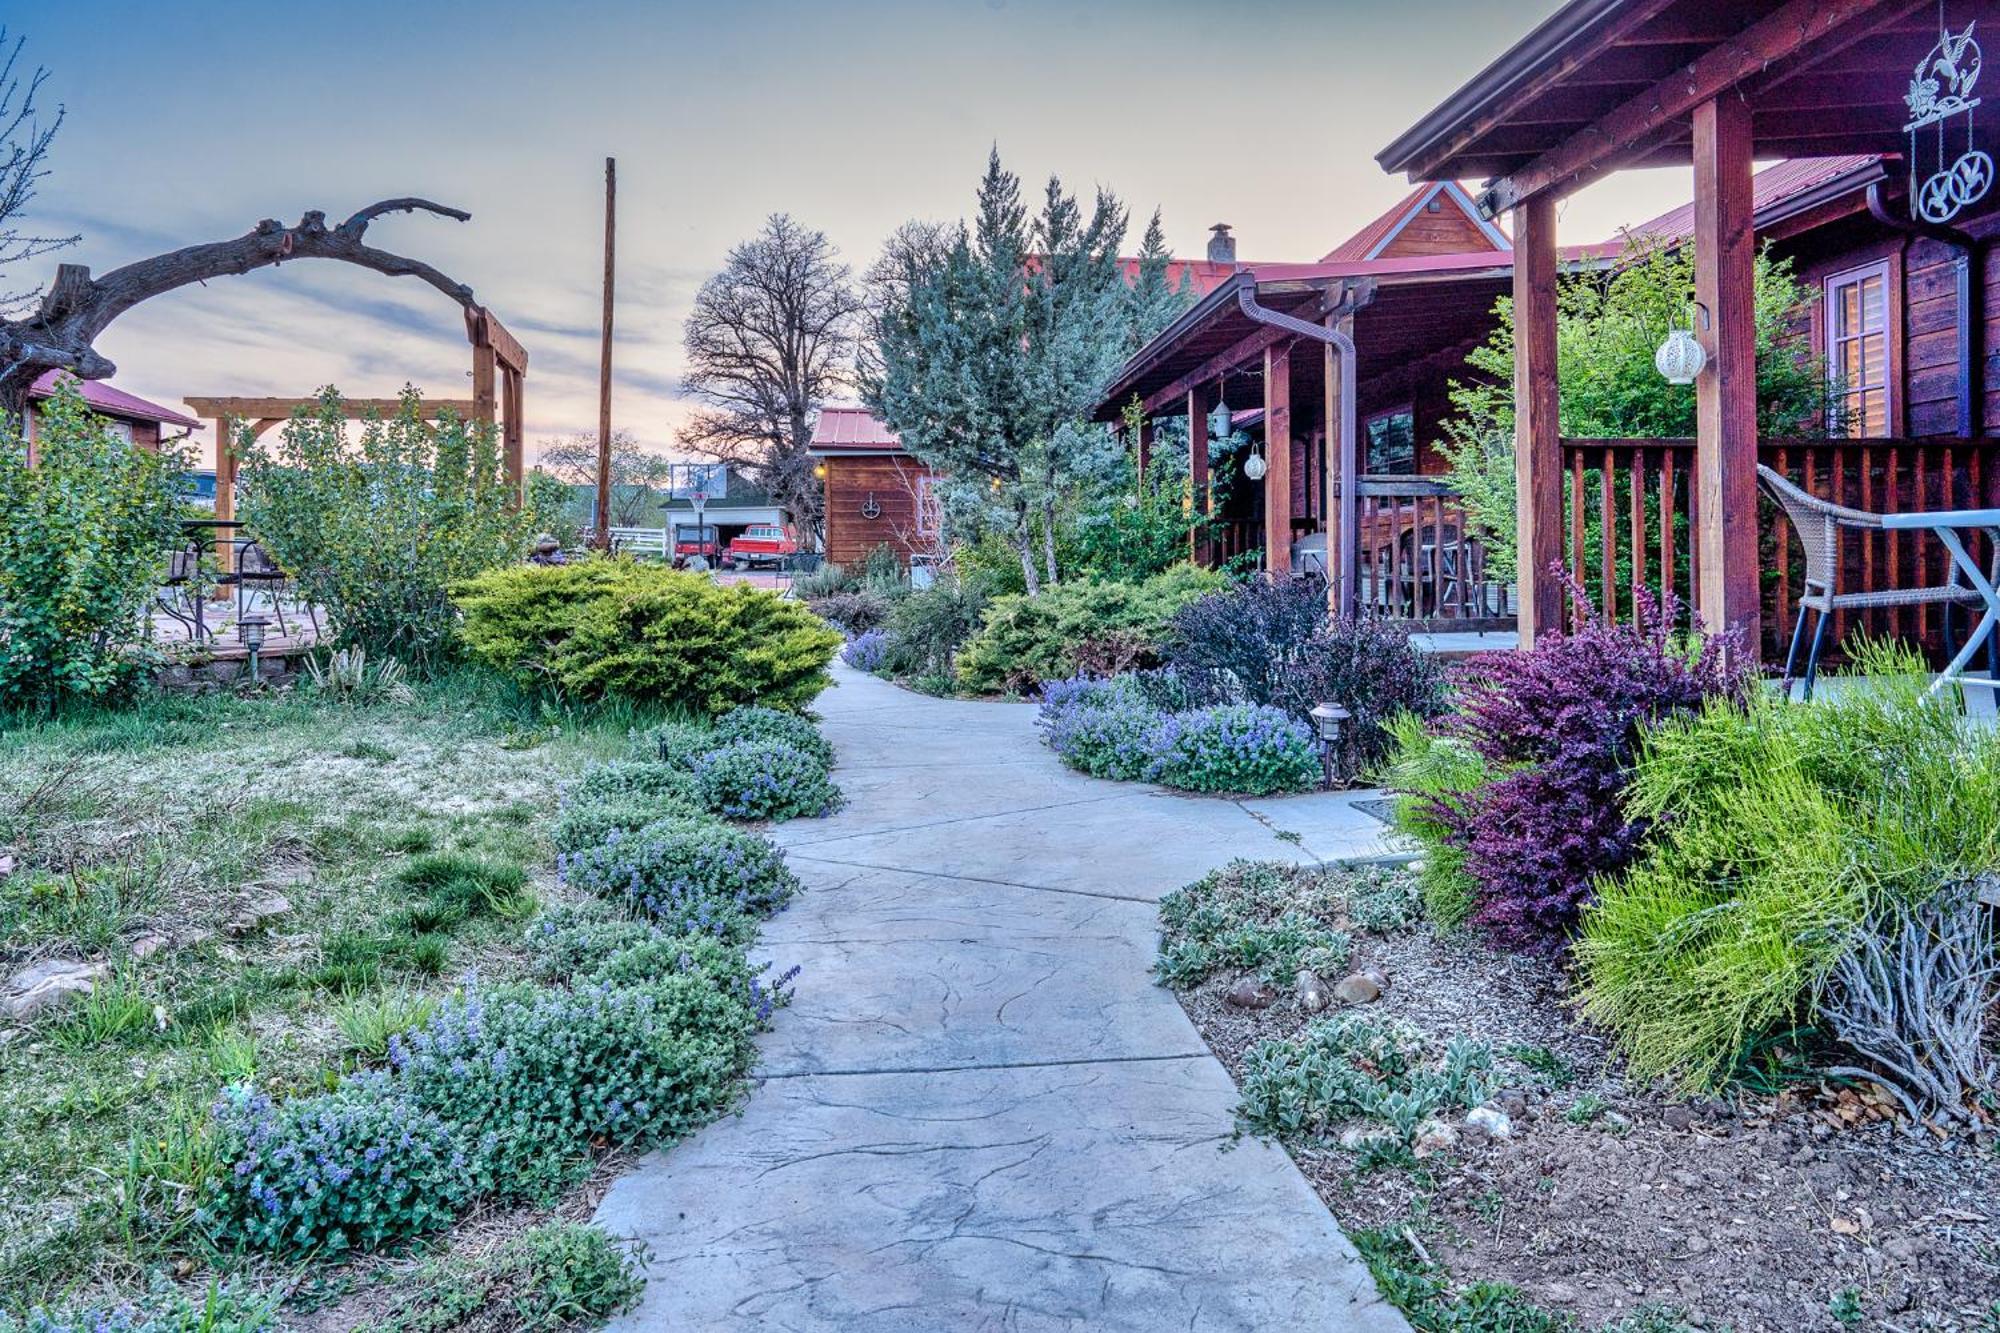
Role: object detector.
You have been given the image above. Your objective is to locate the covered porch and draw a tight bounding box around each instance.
[1093,256,1528,631]
[1380,0,2000,666]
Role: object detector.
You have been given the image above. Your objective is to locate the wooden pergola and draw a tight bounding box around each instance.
[184,304,527,572]
[1379,0,1990,651]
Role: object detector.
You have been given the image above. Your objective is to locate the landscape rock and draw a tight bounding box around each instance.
[1662,1105,1695,1132]
[1338,1125,1397,1151]
[4,959,108,1021]
[224,893,292,936]
[128,932,170,960]
[1465,1105,1514,1140]
[1225,976,1279,1009]
[1294,968,1329,1013]
[1333,973,1381,1005]
[1361,967,1389,992]
[1412,1118,1459,1158]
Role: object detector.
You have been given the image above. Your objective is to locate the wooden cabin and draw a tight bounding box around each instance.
[1379,0,2000,666]
[807,407,944,570]
[24,371,198,463]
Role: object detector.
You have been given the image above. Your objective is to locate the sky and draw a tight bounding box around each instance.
[21,0,1698,467]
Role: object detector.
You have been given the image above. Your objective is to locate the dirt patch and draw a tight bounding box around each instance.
[1178,919,2000,1331]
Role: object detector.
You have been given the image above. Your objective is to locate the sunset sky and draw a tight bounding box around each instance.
[25,0,1698,466]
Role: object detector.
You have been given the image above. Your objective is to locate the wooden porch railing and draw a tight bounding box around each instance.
[1560,437,2000,661]
[1206,518,1264,567]
[1351,476,1513,631]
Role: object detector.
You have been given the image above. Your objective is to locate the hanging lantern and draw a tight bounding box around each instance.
[1654,326,1707,385]
[1243,445,1268,481]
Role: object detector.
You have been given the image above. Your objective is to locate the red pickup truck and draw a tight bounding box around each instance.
[725,523,799,570]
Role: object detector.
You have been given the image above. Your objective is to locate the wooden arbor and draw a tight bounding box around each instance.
[1379,0,1964,650]
[187,304,526,572]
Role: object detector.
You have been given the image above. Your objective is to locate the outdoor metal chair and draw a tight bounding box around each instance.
[230,539,293,637]
[155,538,211,642]
[1757,464,2000,698]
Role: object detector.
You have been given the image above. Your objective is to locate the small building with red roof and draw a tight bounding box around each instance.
[26,371,199,456]
[806,406,943,570]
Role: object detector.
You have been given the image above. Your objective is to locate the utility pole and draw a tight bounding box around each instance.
[594,156,617,549]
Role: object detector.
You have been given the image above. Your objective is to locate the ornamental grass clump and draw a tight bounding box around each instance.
[1395,590,1749,952]
[561,821,800,940]
[201,1076,472,1254]
[1577,646,2000,1095]
[694,740,840,821]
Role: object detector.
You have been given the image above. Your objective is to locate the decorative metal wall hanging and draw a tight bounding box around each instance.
[1906,13,1991,224]
[859,492,882,520]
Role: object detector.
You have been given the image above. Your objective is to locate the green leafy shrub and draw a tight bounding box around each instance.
[1577,648,2000,1090]
[632,719,720,769]
[694,740,840,821]
[201,1077,473,1253]
[1238,1015,1493,1144]
[454,559,840,711]
[1149,704,1320,795]
[366,1221,646,1333]
[0,1276,282,1333]
[561,820,800,941]
[389,978,753,1199]
[712,705,834,766]
[955,564,1226,694]
[1157,861,1353,988]
[237,388,532,669]
[878,575,992,679]
[551,792,709,855]
[572,759,704,806]
[0,379,184,713]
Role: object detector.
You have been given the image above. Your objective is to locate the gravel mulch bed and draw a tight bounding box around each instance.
[1177,908,2000,1331]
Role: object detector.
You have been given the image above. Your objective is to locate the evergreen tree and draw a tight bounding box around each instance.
[866,149,1154,592]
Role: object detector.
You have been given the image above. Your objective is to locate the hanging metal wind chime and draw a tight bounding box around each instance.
[1906,3,1992,224]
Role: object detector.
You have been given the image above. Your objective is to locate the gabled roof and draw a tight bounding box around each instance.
[1321,181,1511,262]
[30,371,200,429]
[809,406,904,454]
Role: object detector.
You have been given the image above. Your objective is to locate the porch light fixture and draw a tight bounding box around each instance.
[1242,443,1268,482]
[813,462,827,480]
[1654,326,1707,385]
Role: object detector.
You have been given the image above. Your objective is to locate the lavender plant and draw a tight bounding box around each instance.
[841,629,892,674]
[201,1076,472,1254]
[694,740,840,821]
[561,821,800,940]
[712,705,835,767]
[1149,704,1320,795]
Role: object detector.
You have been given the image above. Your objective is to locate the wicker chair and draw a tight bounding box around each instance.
[1757,464,2000,697]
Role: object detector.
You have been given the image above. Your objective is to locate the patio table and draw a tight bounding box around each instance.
[1878,507,2000,692]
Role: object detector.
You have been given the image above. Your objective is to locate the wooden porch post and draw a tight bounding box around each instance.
[1187,383,1212,564]
[213,415,238,575]
[1264,342,1293,575]
[1692,95,1761,652]
[1513,194,1563,645]
[1325,312,1357,617]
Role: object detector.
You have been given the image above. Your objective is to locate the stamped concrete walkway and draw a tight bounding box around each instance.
[595,665,1411,1331]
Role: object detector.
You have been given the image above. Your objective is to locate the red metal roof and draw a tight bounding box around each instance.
[1618,156,1885,244]
[30,371,200,429]
[809,406,903,452]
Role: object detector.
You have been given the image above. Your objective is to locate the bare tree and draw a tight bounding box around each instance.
[537,428,669,527]
[0,28,77,317]
[678,214,861,549]
[1,197,484,421]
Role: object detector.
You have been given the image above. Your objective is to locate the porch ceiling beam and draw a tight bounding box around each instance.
[1138,322,1293,417]
[1480,0,1926,215]
[1386,0,1685,183]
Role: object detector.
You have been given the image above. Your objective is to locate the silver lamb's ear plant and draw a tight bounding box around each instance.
[1820,882,1998,1126]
